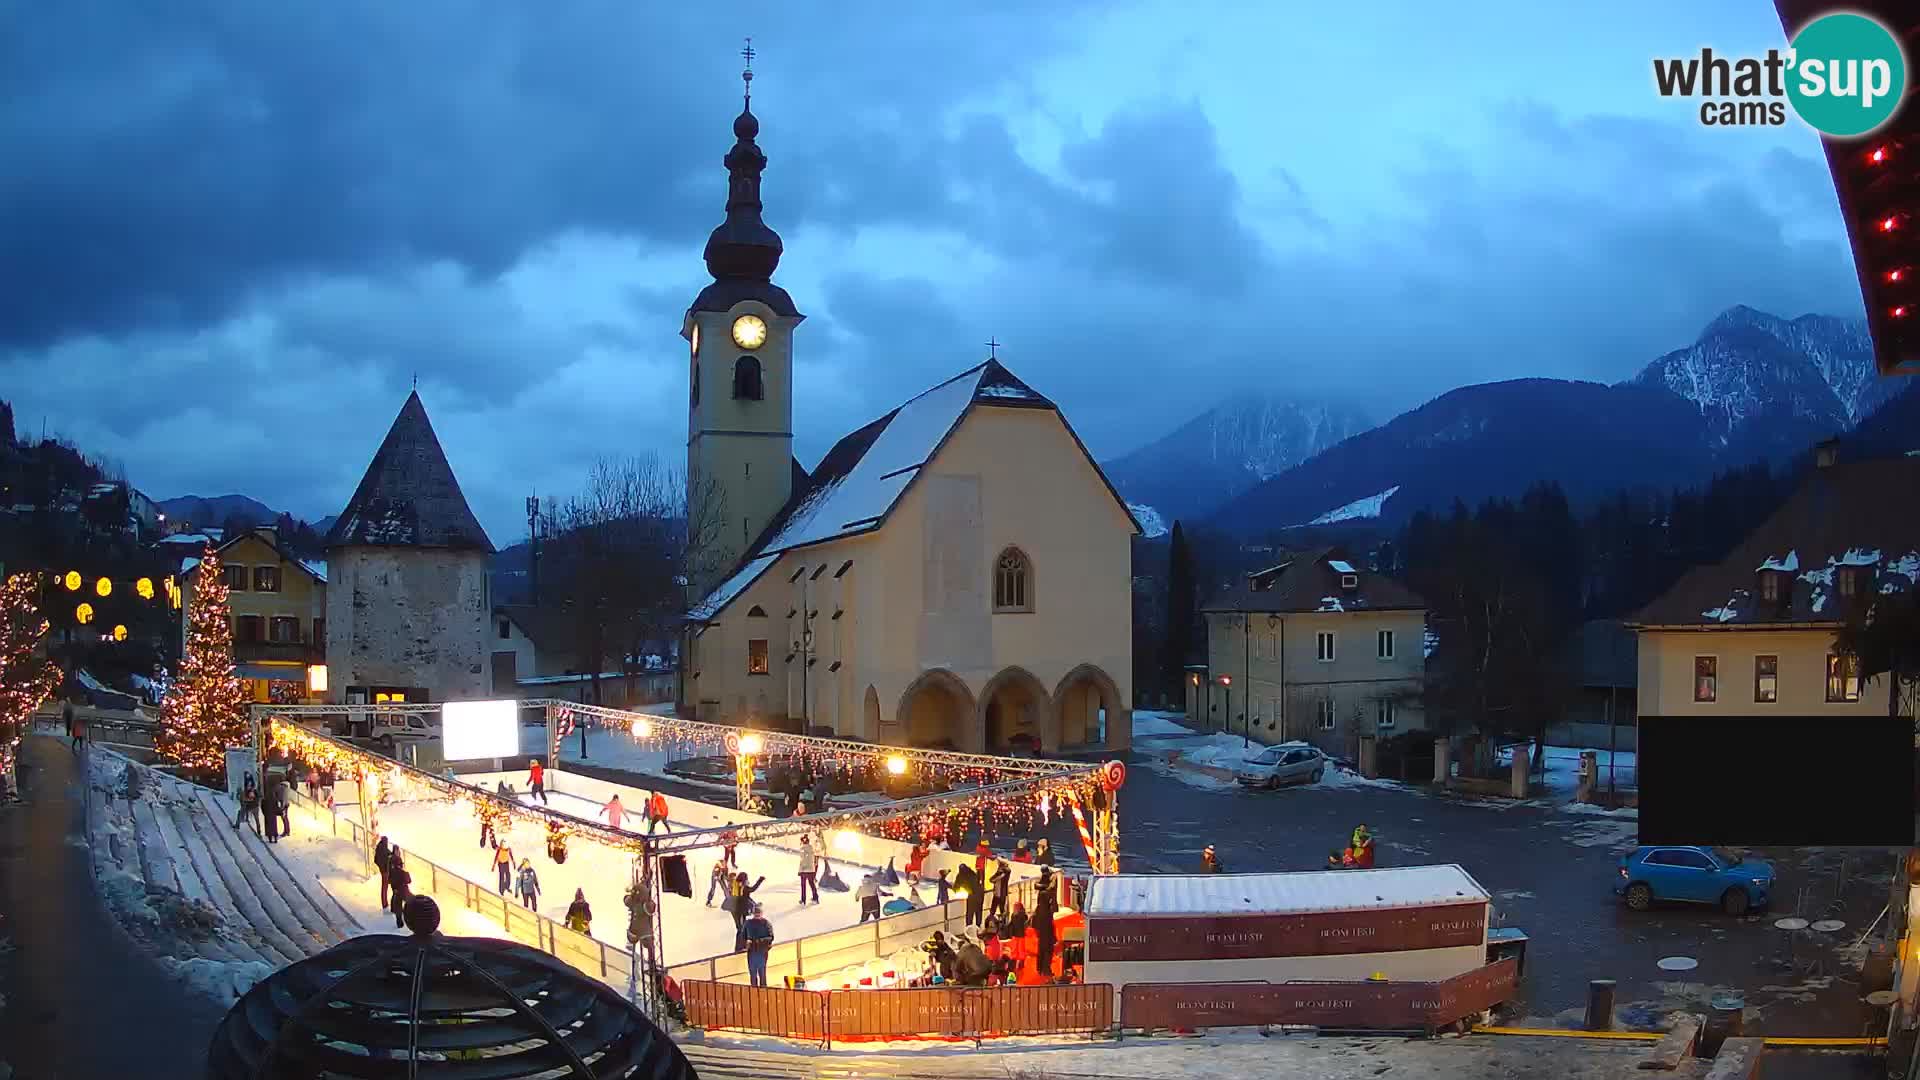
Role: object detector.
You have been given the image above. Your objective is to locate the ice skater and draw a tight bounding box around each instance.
[516,858,541,910]
[797,835,820,905]
[526,758,549,805]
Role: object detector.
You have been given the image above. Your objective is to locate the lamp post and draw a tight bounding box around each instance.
[1218,675,1233,743]
[791,574,814,733]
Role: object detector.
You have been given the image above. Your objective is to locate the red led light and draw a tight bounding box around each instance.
[1892,268,1908,283]
[1869,146,1887,164]
[1882,215,1902,233]
[1895,306,1911,319]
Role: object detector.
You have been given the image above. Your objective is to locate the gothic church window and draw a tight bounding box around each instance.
[994,547,1033,612]
[733,355,763,400]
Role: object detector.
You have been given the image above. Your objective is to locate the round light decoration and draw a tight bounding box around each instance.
[730,314,767,350]
[111,624,128,642]
[63,571,82,591]
[136,577,155,600]
[75,602,95,625]
[736,732,765,756]
[885,755,908,776]
[634,718,654,737]
[95,576,112,597]
[832,829,861,855]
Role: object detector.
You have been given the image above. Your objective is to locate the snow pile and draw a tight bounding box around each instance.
[160,956,274,1006]
[1132,711,1195,738]
[1308,486,1400,526]
[1756,551,1799,572]
[1701,604,1738,623]
[1128,503,1169,539]
[1316,596,1345,612]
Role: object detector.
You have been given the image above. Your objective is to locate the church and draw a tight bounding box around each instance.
[678,64,1136,754]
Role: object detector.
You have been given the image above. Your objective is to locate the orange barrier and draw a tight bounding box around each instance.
[683,980,1112,1046]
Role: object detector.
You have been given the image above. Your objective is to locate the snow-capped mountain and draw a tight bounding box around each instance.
[1103,393,1371,526]
[1625,305,1893,444]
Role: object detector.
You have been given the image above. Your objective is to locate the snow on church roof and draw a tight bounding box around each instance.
[1088,865,1490,917]
[689,554,777,622]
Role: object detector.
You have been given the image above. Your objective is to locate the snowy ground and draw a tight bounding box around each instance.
[1134,721,1408,795]
[1130,710,1194,737]
[330,781,891,966]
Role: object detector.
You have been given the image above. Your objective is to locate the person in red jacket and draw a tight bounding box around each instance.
[905,841,929,883]
[527,759,549,805]
[1012,839,1033,864]
[646,791,671,835]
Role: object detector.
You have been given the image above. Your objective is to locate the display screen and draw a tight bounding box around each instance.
[440,700,519,760]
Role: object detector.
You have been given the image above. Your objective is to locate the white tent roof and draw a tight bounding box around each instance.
[1088,866,1490,917]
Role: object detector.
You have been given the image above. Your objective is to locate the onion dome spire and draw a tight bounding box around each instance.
[703,37,783,283]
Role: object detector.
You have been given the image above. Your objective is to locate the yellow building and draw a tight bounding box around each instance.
[1630,450,1919,721]
[179,526,327,702]
[678,82,1136,753]
[1192,549,1428,758]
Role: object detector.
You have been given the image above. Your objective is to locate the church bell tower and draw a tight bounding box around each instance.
[685,40,803,594]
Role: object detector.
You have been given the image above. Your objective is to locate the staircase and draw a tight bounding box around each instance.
[87,749,363,970]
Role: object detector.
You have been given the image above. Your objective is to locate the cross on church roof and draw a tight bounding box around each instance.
[741,37,755,103]
[986,337,1001,360]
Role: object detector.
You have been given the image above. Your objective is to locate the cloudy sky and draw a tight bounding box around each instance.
[0,1,1866,544]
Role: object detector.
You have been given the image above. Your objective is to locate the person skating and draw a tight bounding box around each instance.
[720,823,739,867]
[935,868,951,906]
[319,766,335,805]
[602,793,626,831]
[856,872,890,923]
[705,860,731,906]
[796,835,820,905]
[234,774,262,835]
[1034,838,1054,866]
[526,758,549,806]
[388,848,413,928]
[1347,825,1376,869]
[516,859,541,910]
[1201,845,1223,873]
[730,873,765,950]
[741,904,775,988]
[564,888,592,934]
[479,804,497,849]
[493,841,515,894]
[988,858,1012,923]
[905,840,928,884]
[375,835,394,909]
[305,764,320,800]
[645,790,670,835]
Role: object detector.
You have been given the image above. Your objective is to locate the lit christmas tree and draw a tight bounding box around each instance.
[157,547,250,775]
[0,572,63,785]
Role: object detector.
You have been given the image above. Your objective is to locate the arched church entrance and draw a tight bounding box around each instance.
[977,667,1051,754]
[1053,664,1127,751]
[863,685,882,742]
[895,670,978,751]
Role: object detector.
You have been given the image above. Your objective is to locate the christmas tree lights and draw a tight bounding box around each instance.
[0,572,63,782]
[156,547,250,776]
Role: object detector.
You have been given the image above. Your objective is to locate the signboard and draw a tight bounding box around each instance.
[441,700,519,761]
[224,748,258,801]
[1088,902,1486,963]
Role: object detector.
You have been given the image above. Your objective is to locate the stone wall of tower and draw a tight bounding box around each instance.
[324,547,490,702]
[686,298,796,593]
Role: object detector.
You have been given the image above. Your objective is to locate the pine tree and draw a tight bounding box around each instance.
[0,572,63,782]
[157,547,250,775]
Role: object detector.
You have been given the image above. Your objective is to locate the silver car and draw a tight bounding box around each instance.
[1234,742,1327,789]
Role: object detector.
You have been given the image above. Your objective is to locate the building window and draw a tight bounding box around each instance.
[1376,698,1396,729]
[1838,568,1865,600]
[269,616,300,644]
[1754,655,1778,703]
[1316,696,1337,730]
[747,639,770,675]
[1316,630,1336,662]
[1377,629,1395,660]
[1827,653,1862,703]
[994,548,1032,612]
[1758,572,1781,604]
[225,564,249,591]
[498,619,510,639]
[253,566,280,592]
[1693,656,1717,702]
[236,615,264,643]
[733,355,764,400]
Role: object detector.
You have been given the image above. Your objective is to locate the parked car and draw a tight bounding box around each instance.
[1616,846,1774,915]
[1234,742,1326,789]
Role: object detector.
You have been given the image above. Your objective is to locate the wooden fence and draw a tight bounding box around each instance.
[684,980,1112,1046]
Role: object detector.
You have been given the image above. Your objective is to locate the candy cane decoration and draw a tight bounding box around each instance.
[1068,796,1100,869]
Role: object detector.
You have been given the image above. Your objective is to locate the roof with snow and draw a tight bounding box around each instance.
[1633,456,1920,628]
[1202,547,1425,614]
[179,528,327,583]
[325,391,493,553]
[1087,865,1490,917]
[689,359,1139,620]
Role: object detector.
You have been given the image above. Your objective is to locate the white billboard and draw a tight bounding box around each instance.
[441,700,520,761]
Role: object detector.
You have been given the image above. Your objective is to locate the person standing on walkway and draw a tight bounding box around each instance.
[1033,866,1059,977]
[796,835,820,905]
[1201,845,1224,873]
[1034,838,1054,866]
[234,774,262,835]
[741,904,774,987]
[375,835,394,909]
[526,759,549,806]
[935,868,951,907]
[62,700,74,743]
[516,859,541,910]
[564,889,592,934]
[319,766,335,806]
[388,848,413,928]
[494,841,515,894]
[272,774,292,842]
[305,764,320,800]
[69,707,88,754]
[988,859,1012,923]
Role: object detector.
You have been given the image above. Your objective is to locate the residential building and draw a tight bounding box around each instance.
[1551,618,1638,750]
[1191,549,1428,758]
[179,525,328,703]
[490,604,676,707]
[678,87,1136,752]
[1629,447,1918,720]
[323,391,494,705]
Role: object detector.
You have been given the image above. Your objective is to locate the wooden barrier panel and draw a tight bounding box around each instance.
[973,984,1112,1035]
[1090,902,1487,962]
[1119,981,1277,1030]
[1120,959,1518,1032]
[828,987,973,1038]
[685,981,829,1044]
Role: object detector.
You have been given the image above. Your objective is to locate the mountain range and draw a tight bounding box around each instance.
[1108,305,1906,536]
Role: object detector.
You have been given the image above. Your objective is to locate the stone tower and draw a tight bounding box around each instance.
[684,54,803,595]
[323,391,495,704]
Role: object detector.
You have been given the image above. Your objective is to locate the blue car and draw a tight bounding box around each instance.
[1616,846,1774,916]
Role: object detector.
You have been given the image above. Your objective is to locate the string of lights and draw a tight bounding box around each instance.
[0,572,63,782]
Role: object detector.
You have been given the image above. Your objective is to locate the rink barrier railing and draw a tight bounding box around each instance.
[285,786,640,993]
[682,980,1111,1047]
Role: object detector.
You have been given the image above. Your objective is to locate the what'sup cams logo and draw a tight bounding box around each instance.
[1654,11,1907,137]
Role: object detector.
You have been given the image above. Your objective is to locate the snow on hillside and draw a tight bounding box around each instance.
[1128,503,1168,538]
[1307,485,1400,525]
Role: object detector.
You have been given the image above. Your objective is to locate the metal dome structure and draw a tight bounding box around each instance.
[207,897,699,1080]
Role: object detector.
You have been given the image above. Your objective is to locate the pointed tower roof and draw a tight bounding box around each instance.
[690,41,800,318]
[325,391,494,553]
